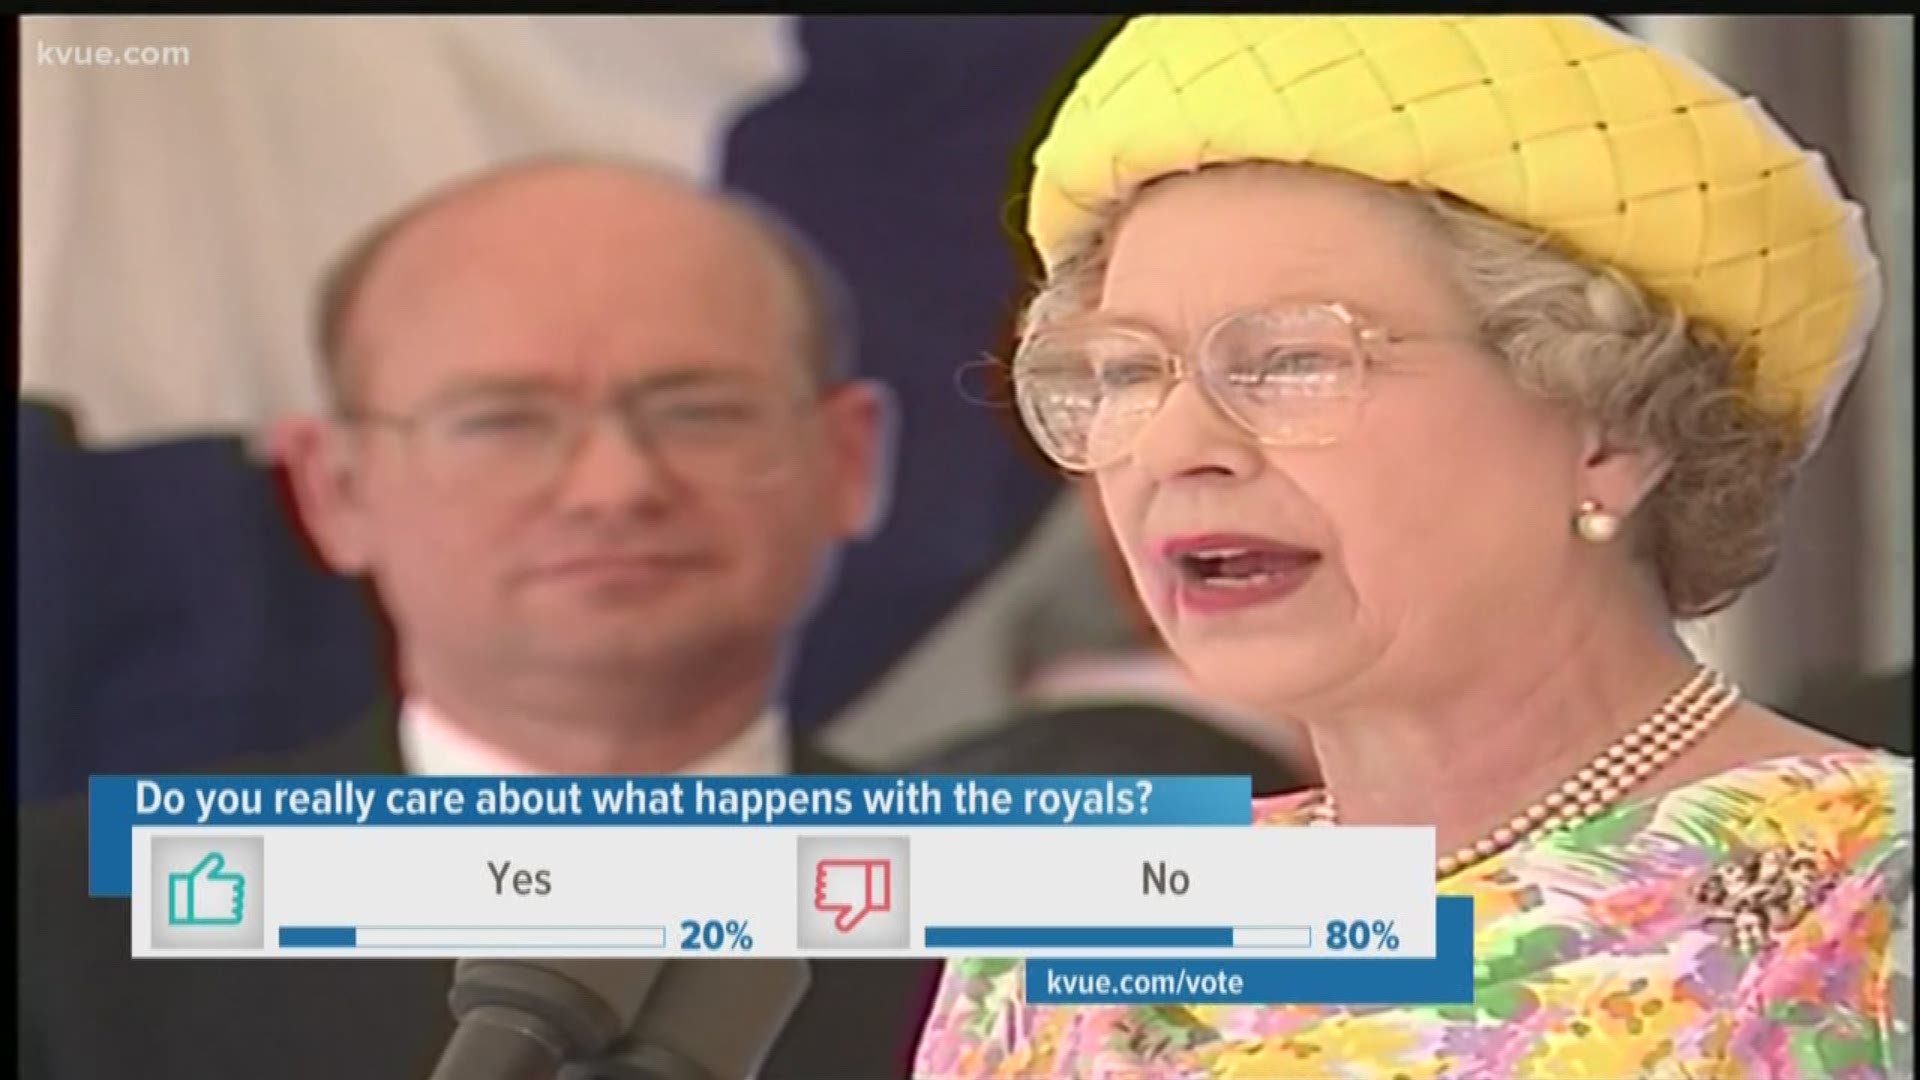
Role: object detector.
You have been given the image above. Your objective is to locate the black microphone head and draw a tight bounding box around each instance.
[447,958,671,1058]
[561,959,812,1080]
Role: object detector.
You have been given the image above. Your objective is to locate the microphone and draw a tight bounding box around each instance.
[428,958,668,1080]
[558,959,813,1080]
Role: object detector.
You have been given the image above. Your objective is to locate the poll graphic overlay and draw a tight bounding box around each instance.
[92,775,1473,1005]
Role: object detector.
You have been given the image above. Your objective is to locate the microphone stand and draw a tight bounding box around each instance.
[558,1043,717,1080]
[557,958,812,1080]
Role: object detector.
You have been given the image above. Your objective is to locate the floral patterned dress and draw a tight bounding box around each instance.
[913,752,1913,1079]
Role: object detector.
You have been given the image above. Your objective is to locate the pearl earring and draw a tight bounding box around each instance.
[1575,499,1621,543]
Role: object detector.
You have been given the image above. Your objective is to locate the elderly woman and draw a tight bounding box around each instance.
[915,15,1911,1080]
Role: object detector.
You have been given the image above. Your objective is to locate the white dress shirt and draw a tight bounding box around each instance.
[398,698,791,777]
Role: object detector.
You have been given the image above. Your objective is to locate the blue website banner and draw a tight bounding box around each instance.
[90,774,1251,897]
[1024,897,1476,1005]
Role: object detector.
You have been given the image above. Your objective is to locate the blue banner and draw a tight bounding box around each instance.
[1024,897,1475,1005]
[90,774,1252,896]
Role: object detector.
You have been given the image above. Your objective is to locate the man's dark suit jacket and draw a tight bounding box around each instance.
[19,709,940,1080]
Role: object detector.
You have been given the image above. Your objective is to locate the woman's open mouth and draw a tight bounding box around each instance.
[1159,533,1322,614]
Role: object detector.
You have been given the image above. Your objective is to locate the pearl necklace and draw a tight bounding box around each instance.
[1308,665,1741,879]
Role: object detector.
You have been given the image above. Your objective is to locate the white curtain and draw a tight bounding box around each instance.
[21,15,799,448]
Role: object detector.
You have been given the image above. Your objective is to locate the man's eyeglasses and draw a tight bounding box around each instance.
[1011,301,1444,473]
[341,379,821,497]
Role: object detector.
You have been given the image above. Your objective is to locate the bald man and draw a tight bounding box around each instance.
[21,158,935,1080]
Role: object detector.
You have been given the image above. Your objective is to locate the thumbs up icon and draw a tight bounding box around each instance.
[167,851,246,927]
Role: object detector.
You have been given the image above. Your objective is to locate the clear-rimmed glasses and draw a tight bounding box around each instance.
[341,376,823,498]
[1011,301,1440,473]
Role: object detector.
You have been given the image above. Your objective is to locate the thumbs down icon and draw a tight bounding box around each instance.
[814,858,892,932]
[796,837,911,949]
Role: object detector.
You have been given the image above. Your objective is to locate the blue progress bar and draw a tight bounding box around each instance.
[924,926,1231,948]
[279,926,356,948]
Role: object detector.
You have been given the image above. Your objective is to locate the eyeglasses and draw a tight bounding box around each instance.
[342,379,821,498]
[1012,301,1440,473]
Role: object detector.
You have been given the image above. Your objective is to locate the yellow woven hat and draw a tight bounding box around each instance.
[1026,15,1880,452]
